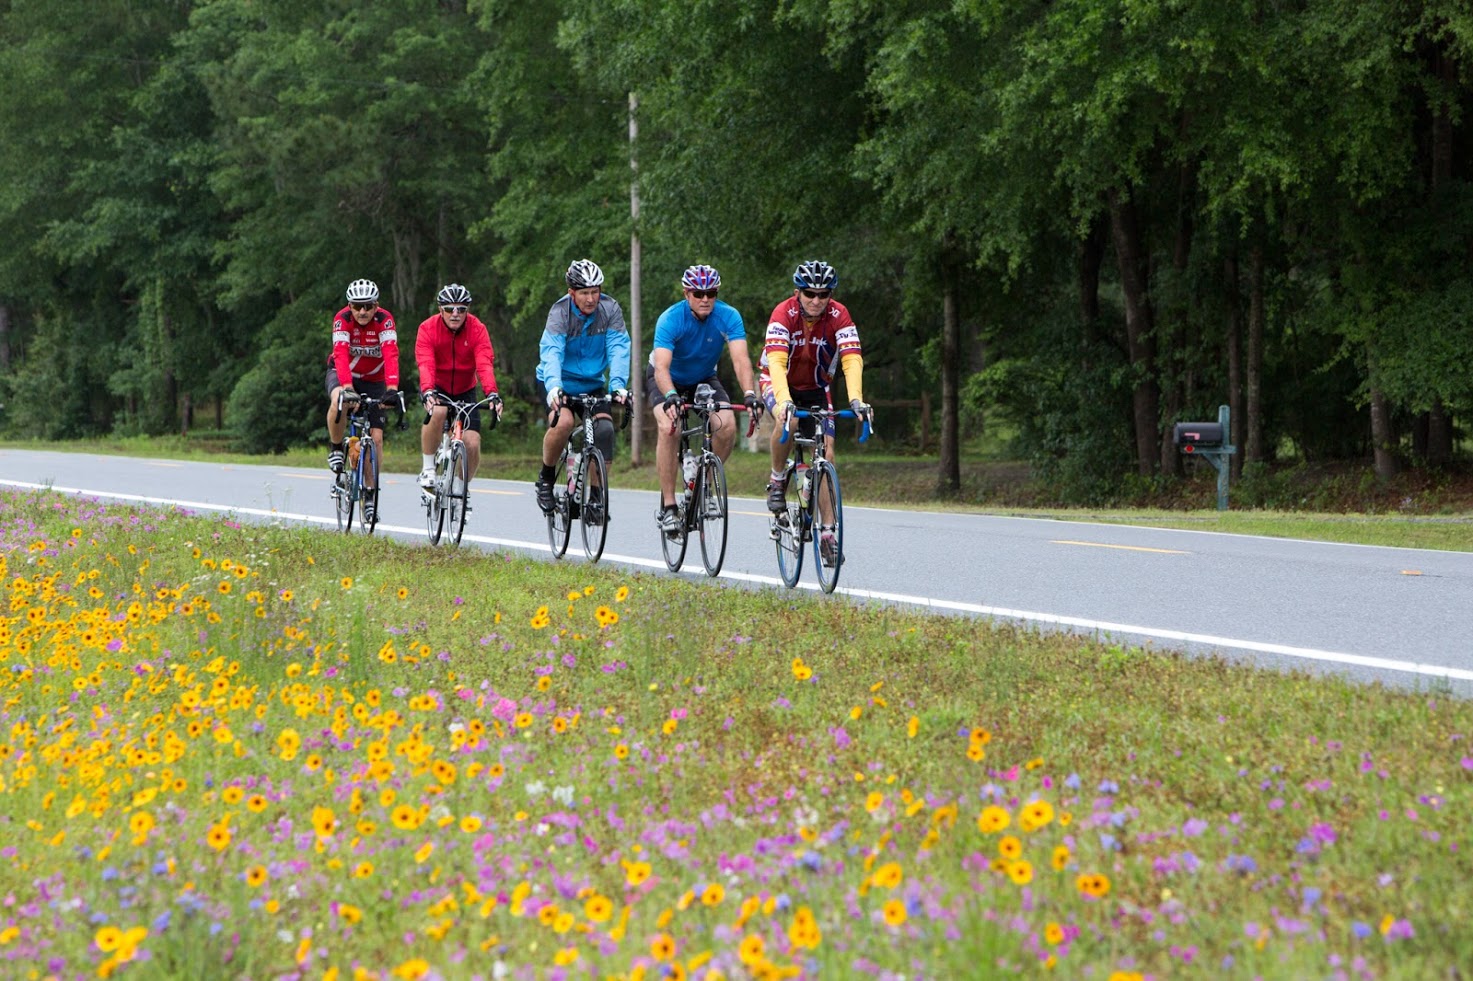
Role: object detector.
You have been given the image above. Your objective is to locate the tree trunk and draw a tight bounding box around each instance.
[1077,219,1104,343]
[936,237,962,496]
[0,303,10,371]
[1369,378,1398,482]
[1108,189,1160,475]
[1244,245,1265,466]
[1223,252,1244,477]
[1425,48,1454,465]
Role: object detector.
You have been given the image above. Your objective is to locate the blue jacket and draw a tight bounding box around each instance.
[536,294,631,393]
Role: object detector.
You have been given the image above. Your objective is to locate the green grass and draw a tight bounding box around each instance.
[1,487,1469,978]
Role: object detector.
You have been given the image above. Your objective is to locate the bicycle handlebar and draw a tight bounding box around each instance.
[669,400,758,440]
[335,390,409,429]
[779,407,873,445]
[426,393,502,432]
[549,393,633,432]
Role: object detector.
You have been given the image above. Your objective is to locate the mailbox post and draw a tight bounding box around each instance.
[1173,404,1236,511]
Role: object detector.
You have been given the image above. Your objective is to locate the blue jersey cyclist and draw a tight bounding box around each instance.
[533,259,632,515]
[645,264,763,534]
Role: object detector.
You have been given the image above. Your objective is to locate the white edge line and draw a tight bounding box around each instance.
[5,478,1470,684]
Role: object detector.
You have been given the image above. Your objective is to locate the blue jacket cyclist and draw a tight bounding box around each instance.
[533,259,631,516]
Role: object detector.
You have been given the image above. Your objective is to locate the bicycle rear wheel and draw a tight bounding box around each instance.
[775,498,804,587]
[358,440,378,535]
[697,453,728,577]
[333,471,354,533]
[447,443,470,546]
[425,449,446,545]
[548,450,572,558]
[812,460,844,593]
[660,501,688,573]
[579,448,609,563]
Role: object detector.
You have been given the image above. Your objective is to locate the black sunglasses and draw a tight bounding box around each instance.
[688,289,718,300]
[350,302,377,311]
[800,289,832,300]
[440,305,469,315]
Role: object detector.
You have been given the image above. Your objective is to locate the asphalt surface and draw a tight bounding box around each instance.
[4,448,1472,694]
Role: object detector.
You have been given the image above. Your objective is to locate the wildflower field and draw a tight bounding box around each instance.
[0,488,1468,980]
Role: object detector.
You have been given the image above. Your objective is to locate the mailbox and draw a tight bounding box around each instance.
[1173,422,1224,452]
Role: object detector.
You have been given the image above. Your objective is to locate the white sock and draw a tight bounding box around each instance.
[771,470,786,483]
[422,454,434,470]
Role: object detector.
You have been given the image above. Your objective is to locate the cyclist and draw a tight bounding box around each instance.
[415,283,503,493]
[325,278,399,523]
[759,260,869,567]
[645,263,762,535]
[533,259,631,519]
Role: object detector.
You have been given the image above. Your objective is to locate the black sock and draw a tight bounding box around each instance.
[539,464,556,483]
[331,441,344,452]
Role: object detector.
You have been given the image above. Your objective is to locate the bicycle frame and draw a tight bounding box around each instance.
[423,393,499,546]
[659,385,755,577]
[331,390,405,534]
[547,394,631,562]
[774,406,873,592]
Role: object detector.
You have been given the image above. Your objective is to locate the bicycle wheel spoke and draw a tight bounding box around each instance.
[580,448,608,563]
[775,499,803,588]
[812,461,843,593]
[698,454,728,577]
[449,444,469,546]
[359,441,378,534]
[548,450,572,558]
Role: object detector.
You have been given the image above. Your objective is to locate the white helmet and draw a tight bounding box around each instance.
[566,259,605,289]
[345,278,379,303]
[436,283,473,306]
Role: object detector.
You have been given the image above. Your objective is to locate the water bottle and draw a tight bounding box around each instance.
[797,462,811,507]
[567,450,581,495]
[683,454,698,491]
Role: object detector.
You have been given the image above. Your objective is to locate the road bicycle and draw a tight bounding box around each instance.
[422,392,501,547]
[330,390,405,535]
[546,393,631,563]
[660,384,755,577]
[773,406,873,593]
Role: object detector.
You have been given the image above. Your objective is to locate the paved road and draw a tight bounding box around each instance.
[4,448,1471,694]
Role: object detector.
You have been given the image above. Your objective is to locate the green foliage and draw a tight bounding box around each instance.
[225,305,324,453]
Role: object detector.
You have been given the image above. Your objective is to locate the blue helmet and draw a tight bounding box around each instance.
[681,264,720,291]
[793,260,837,292]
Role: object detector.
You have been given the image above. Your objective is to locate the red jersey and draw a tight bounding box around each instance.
[415,312,498,396]
[758,298,862,392]
[328,306,399,387]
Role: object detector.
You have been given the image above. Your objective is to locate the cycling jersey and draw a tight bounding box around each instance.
[328,306,399,388]
[758,298,862,405]
[536,294,631,394]
[415,312,498,397]
[649,299,745,388]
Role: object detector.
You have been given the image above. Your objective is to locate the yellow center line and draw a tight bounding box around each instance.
[1051,539,1189,555]
[282,473,329,481]
[472,488,521,496]
[145,461,184,468]
[731,510,769,518]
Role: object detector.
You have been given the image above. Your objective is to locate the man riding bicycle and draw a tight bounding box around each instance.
[533,259,631,516]
[760,260,870,566]
[646,264,762,535]
[415,283,503,493]
[325,278,400,496]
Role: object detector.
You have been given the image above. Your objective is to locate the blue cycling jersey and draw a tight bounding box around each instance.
[650,299,744,388]
[536,294,631,394]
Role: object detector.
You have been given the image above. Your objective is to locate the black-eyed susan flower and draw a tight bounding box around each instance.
[881,899,907,927]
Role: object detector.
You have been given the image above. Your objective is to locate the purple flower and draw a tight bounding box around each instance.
[1352,921,1372,939]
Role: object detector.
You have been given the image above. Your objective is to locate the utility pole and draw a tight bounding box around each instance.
[628,91,644,465]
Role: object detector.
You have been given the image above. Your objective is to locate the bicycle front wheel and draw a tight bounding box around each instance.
[579,448,609,563]
[447,443,470,546]
[660,503,688,573]
[548,450,572,558]
[358,440,378,535]
[697,453,728,577]
[774,497,804,588]
[812,460,844,593]
[425,452,446,546]
[333,471,354,533]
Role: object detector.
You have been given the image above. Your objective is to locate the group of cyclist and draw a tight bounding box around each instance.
[324,259,870,562]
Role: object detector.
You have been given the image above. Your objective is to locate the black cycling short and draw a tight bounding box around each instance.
[763,387,832,439]
[642,364,730,409]
[534,380,611,421]
[426,387,486,433]
[325,369,389,430]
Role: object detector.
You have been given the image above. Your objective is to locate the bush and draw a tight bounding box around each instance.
[226,329,323,454]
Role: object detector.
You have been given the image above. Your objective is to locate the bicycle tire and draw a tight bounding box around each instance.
[812,460,844,593]
[425,446,446,546]
[548,449,572,558]
[775,495,804,588]
[333,470,354,533]
[447,442,470,546]
[697,453,728,577]
[358,439,378,535]
[660,484,688,573]
[579,447,609,563]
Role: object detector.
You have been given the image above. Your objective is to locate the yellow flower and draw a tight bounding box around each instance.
[661,718,678,736]
[460,815,483,834]
[392,959,431,980]
[340,577,353,590]
[95,926,123,952]
[391,805,422,831]
[339,904,363,924]
[312,806,337,838]
[1020,799,1055,832]
[1007,859,1034,885]
[872,862,902,889]
[396,587,409,600]
[624,860,652,887]
[881,899,907,927]
[614,743,629,760]
[513,712,533,729]
[1044,922,1065,945]
[246,865,268,888]
[906,716,919,738]
[584,894,614,923]
[650,933,676,961]
[414,841,435,863]
[738,933,765,966]
[1076,873,1111,898]
[206,822,231,852]
[700,883,725,907]
[536,675,552,692]
[977,805,1011,834]
[615,585,630,602]
[865,792,885,814]
[1051,845,1071,871]
[998,835,1022,860]
[354,861,374,879]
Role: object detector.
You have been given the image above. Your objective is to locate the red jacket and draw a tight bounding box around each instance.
[328,306,399,387]
[415,313,498,396]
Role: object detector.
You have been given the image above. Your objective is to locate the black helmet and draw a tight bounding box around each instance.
[436,283,473,306]
[792,260,838,292]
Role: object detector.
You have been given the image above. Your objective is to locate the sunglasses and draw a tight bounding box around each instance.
[688,289,718,300]
[440,305,469,315]
[800,289,832,300]
[350,302,377,311]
